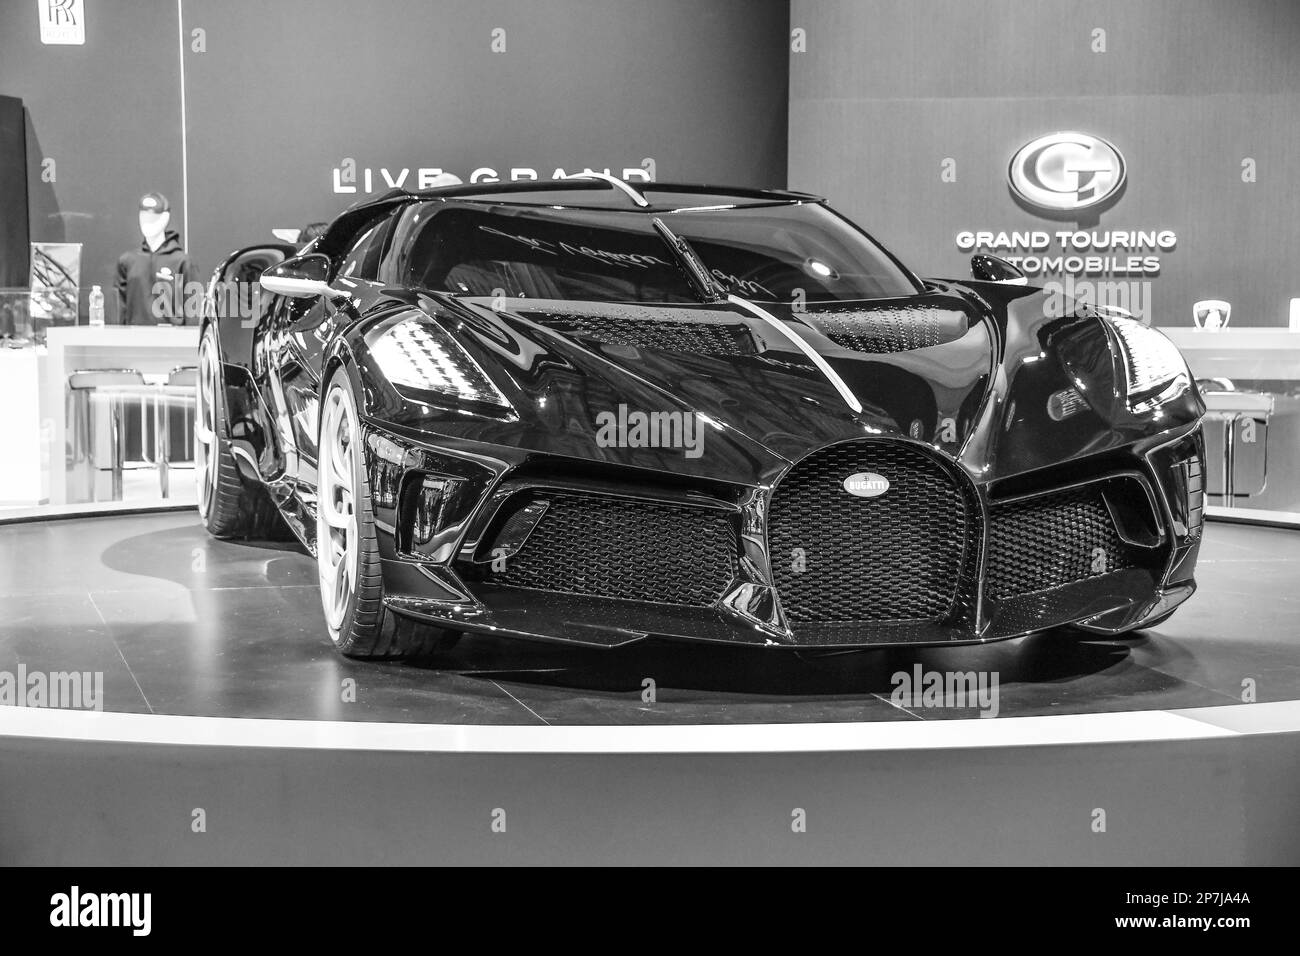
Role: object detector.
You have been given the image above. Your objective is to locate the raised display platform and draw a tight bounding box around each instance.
[2,510,1298,723]
[2,509,1299,863]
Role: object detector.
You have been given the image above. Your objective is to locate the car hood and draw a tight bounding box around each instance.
[362,281,1128,487]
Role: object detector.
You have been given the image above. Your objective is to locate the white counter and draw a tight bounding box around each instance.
[1163,328,1300,381]
[0,349,45,505]
[39,325,201,505]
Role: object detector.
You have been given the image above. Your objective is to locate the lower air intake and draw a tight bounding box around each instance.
[986,485,1142,600]
[485,493,738,607]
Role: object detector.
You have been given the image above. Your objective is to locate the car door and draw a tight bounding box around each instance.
[267,212,401,487]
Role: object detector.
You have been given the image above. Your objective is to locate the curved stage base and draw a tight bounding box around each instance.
[2,511,1299,863]
[2,511,1298,724]
[2,703,1299,865]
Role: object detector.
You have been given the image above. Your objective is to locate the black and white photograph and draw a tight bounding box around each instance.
[0,0,1297,906]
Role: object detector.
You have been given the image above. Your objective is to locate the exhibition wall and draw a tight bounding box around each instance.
[0,7,184,320]
[0,0,790,322]
[788,0,1300,330]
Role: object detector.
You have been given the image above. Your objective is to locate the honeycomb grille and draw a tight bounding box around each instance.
[486,493,738,607]
[539,312,753,354]
[807,306,965,354]
[986,486,1139,600]
[768,441,978,625]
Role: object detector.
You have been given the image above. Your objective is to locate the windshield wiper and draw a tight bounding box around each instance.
[652,217,724,303]
[651,217,861,412]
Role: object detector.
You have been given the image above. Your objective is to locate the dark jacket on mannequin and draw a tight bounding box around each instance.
[114,230,196,325]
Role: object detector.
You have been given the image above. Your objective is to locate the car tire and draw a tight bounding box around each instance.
[196,328,285,539]
[316,365,461,660]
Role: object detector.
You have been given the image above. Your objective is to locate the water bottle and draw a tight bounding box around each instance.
[88,285,105,327]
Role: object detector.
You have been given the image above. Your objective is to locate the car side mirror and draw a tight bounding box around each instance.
[260,253,338,299]
[970,254,1028,285]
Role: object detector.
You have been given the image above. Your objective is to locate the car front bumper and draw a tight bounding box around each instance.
[361,418,1204,650]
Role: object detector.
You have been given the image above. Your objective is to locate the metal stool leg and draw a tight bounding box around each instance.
[73,390,91,501]
[1222,415,1238,509]
[159,391,171,499]
[110,397,124,502]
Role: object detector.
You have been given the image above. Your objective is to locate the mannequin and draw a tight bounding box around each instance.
[141,203,168,252]
[114,192,196,325]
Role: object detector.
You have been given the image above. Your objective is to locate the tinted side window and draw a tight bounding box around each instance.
[338,213,398,281]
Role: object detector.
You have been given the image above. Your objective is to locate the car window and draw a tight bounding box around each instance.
[338,213,397,281]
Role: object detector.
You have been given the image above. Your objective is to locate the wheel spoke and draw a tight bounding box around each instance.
[320,491,351,529]
[330,425,352,482]
[334,561,348,612]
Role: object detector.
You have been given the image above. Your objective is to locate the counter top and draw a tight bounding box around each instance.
[1162,327,1300,381]
[45,325,200,348]
[1163,327,1300,349]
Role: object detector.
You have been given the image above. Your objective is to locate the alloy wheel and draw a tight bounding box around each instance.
[316,383,360,643]
[195,337,220,519]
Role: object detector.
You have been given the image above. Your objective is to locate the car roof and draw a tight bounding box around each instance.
[317,180,827,257]
[426,179,824,210]
[349,179,824,215]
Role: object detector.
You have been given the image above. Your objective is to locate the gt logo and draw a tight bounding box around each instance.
[1008,132,1125,212]
[843,472,889,498]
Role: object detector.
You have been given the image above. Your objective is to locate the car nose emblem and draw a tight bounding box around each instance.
[843,472,889,498]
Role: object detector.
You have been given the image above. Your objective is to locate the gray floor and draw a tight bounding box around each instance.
[1,511,1297,725]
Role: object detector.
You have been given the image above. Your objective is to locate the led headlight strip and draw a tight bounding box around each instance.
[1106,317,1190,411]
[370,313,512,408]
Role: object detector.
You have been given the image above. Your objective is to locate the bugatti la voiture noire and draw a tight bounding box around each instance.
[197,176,1205,658]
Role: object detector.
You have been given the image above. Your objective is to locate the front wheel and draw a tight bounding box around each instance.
[315,366,461,659]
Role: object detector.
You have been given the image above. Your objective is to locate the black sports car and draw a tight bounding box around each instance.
[197,176,1205,659]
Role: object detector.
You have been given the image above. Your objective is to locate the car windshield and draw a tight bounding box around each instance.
[666,202,920,303]
[387,199,918,304]
[390,204,699,303]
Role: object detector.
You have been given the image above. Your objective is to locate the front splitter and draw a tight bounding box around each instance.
[383,568,1177,650]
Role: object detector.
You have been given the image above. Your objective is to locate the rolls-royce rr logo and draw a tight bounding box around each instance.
[1008,132,1125,212]
[38,0,85,44]
[843,472,889,498]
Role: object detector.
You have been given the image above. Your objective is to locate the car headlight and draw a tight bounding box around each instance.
[370,313,513,409]
[1105,316,1190,411]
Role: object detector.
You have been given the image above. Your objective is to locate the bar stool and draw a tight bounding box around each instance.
[157,366,198,498]
[66,369,146,502]
[1201,388,1274,508]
